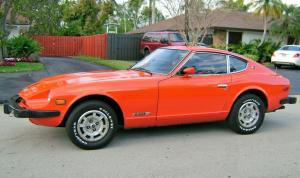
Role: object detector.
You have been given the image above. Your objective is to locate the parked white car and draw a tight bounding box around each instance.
[271,45,300,68]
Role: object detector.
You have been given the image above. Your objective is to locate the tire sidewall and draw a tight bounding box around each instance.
[66,101,117,149]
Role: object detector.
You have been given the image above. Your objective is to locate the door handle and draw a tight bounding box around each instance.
[217,84,228,88]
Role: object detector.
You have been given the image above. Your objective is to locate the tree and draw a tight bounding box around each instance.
[62,0,113,35]
[253,0,283,46]
[160,0,185,18]
[140,6,165,25]
[128,0,145,30]
[218,0,251,11]
[0,0,12,60]
[271,4,300,44]
[186,0,217,45]
[14,0,61,35]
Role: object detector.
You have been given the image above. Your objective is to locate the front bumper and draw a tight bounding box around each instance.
[280,97,297,105]
[1,95,60,118]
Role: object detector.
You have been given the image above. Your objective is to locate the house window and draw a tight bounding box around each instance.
[228,32,242,44]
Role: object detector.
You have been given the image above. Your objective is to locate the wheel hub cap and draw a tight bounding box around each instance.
[77,110,109,142]
[238,102,260,128]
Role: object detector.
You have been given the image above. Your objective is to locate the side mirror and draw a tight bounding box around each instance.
[182,67,196,77]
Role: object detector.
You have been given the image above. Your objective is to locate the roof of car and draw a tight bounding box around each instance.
[164,46,229,53]
[163,46,249,60]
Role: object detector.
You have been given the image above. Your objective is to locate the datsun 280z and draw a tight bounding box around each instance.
[2,46,297,149]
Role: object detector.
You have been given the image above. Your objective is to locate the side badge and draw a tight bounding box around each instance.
[133,112,151,117]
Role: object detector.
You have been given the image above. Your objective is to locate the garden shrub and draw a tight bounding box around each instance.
[7,36,41,58]
[227,39,281,63]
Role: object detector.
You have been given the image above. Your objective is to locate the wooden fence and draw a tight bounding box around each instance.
[33,33,143,60]
[33,34,108,58]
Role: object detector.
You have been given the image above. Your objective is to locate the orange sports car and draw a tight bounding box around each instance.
[2,46,297,149]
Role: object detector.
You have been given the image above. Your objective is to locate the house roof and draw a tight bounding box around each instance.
[128,9,265,34]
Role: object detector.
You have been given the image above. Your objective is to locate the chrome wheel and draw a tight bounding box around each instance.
[77,110,110,142]
[238,102,260,128]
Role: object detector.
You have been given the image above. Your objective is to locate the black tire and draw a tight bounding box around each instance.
[66,100,118,149]
[227,94,266,134]
[274,64,281,69]
[144,48,150,56]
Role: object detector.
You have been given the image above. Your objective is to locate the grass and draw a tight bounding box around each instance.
[75,56,136,70]
[0,62,44,73]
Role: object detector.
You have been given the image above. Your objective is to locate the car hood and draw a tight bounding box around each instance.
[19,70,154,99]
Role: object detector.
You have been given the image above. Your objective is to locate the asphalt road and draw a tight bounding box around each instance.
[0,57,110,100]
[270,66,300,95]
[0,96,299,178]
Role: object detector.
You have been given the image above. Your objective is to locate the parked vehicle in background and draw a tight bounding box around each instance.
[271,45,300,68]
[140,31,186,56]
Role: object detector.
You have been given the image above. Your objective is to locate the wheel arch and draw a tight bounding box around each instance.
[231,88,269,111]
[144,47,150,52]
[59,95,124,128]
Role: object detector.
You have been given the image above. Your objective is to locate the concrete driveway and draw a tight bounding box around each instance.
[0,57,110,100]
[0,97,299,178]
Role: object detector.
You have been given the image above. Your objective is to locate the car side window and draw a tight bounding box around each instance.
[143,33,151,42]
[161,33,169,42]
[152,33,161,42]
[229,56,247,72]
[182,53,227,75]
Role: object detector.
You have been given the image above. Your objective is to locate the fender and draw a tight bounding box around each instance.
[226,85,269,112]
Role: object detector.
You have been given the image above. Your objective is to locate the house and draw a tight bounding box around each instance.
[6,14,30,39]
[129,9,287,47]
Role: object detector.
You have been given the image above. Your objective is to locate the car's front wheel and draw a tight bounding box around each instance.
[66,100,118,149]
[227,94,266,134]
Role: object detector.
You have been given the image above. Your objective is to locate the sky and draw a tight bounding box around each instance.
[116,0,300,17]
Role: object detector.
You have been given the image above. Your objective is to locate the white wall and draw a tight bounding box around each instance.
[242,30,286,44]
[7,25,30,39]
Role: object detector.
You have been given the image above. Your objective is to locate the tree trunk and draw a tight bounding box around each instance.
[0,0,11,60]
[151,0,155,24]
[148,0,152,25]
[184,0,189,42]
[259,15,267,47]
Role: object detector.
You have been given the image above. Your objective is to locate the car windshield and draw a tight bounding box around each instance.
[280,46,300,51]
[169,33,185,42]
[131,48,189,75]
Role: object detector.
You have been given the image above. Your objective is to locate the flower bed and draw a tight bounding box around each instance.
[0,58,17,66]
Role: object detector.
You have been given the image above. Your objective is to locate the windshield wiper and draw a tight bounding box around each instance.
[131,67,152,75]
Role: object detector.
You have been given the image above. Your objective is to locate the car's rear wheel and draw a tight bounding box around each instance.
[227,94,266,134]
[144,48,150,56]
[274,64,282,69]
[66,100,118,149]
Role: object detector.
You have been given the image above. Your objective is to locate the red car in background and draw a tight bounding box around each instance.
[140,31,186,56]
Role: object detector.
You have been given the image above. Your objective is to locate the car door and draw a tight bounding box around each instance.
[157,52,231,125]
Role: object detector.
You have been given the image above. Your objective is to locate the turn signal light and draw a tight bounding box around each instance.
[55,99,66,105]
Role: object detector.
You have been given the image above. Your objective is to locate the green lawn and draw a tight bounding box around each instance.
[0,62,44,73]
[75,56,136,70]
